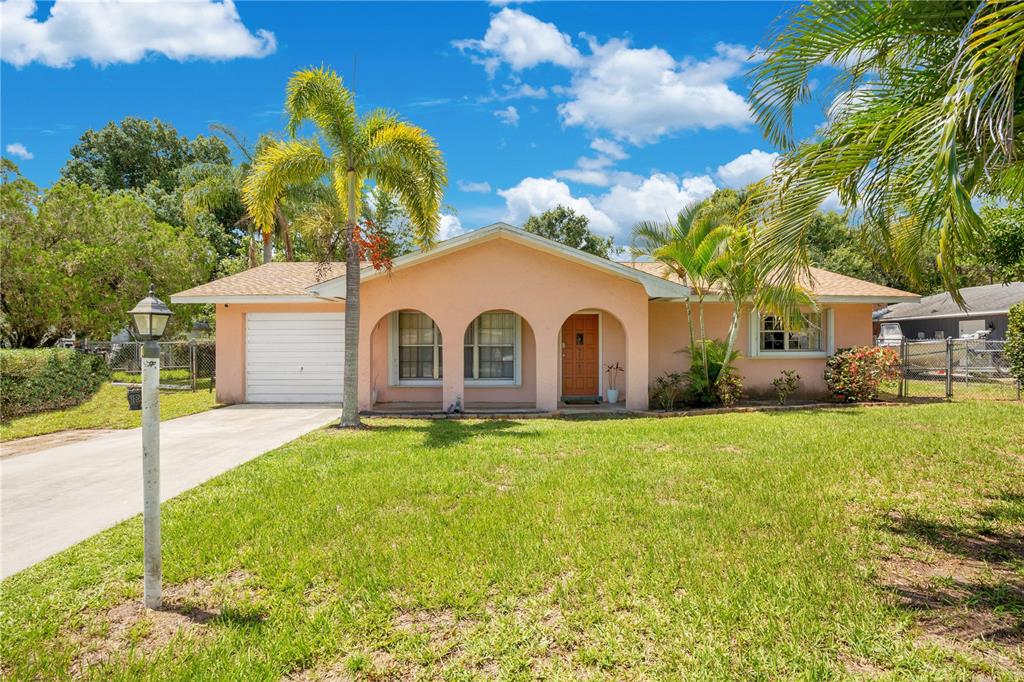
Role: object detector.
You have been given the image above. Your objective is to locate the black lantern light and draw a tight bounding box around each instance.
[129,284,173,341]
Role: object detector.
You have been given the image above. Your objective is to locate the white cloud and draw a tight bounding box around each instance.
[5,142,33,160]
[499,177,616,234]
[1,0,276,68]
[553,155,641,188]
[456,10,752,143]
[559,40,751,144]
[596,174,717,231]
[452,7,581,77]
[715,149,779,188]
[494,105,520,126]
[590,138,628,161]
[457,180,492,194]
[820,190,844,213]
[499,172,717,238]
[439,214,464,240]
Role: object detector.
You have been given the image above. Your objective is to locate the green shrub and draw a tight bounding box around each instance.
[0,349,110,420]
[715,367,743,407]
[650,372,685,411]
[824,346,900,402]
[684,338,741,406]
[1007,302,1024,383]
[771,370,802,405]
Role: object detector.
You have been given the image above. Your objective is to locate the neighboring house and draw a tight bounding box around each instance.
[878,282,1024,341]
[171,223,918,410]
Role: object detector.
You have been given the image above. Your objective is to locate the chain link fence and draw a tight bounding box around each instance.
[82,340,215,391]
[888,338,1021,401]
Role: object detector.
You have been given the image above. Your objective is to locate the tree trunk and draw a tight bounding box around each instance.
[721,302,742,382]
[274,206,294,261]
[340,169,361,428]
[697,295,710,388]
[262,230,272,264]
[684,300,696,372]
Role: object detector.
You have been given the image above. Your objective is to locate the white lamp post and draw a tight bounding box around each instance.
[129,284,172,609]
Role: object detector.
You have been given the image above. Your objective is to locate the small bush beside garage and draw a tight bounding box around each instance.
[0,349,110,420]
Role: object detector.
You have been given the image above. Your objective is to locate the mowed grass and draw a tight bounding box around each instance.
[0,384,221,441]
[1,403,1021,679]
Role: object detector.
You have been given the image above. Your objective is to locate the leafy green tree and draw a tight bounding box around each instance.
[749,1,1024,300]
[1,164,212,346]
[971,206,1024,283]
[1006,303,1024,384]
[523,206,616,259]
[244,66,447,427]
[182,126,308,264]
[61,117,230,193]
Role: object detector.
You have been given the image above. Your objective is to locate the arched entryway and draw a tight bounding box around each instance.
[461,309,537,411]
[368,308,444,410]
[557,308,628,406]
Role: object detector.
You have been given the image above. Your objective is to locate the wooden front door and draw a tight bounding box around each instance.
[561,314,599,397]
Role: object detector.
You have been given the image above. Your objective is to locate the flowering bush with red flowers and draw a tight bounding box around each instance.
[352,219,393,272]
[824,346,901,402]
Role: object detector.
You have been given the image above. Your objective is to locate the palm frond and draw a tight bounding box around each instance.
[243,138,330,235]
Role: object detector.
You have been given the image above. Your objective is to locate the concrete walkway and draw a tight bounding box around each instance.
[0,404,339,579]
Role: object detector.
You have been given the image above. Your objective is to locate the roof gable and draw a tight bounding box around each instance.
[622,262,919,303]
[305,223,692,300]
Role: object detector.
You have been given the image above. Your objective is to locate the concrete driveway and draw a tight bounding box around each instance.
[1,404,339,579]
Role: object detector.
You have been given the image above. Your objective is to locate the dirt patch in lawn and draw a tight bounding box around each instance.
[67,571,258,678]
[1,429,116,458]
[879,512,1024,672]
[291,573,580,680]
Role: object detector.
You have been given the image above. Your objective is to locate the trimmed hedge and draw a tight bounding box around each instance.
[1,349,110,420]
[1007,302,1024,383]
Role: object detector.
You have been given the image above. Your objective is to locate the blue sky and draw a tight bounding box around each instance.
[1,1,830,242]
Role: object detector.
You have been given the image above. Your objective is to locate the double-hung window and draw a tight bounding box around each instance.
[395,311,442,382]
[464,311,520,384]
[754,310,829,355]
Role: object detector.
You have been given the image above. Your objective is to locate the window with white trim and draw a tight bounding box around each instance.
[396,311,442,380]
[464,311,519,382]
[759,312,823,352]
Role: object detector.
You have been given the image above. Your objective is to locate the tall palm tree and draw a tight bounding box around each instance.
[631,204,732,388]
[748,0,1024,304]
[244,66,447,428]
[182,127,295,264]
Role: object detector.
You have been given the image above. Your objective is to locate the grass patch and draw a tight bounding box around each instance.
[0,383,221,441]
[1,403,1021,678]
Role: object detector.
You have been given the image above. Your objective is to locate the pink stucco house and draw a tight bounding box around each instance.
[172,223,918,412]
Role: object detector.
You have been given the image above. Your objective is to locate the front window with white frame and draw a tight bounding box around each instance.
[395,311,442,381]
[464,311,520,383]
[752,309,831,356]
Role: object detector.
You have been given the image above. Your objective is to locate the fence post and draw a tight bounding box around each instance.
[899,338,907,398]
[189,339,197,392]
[945,336,953,399]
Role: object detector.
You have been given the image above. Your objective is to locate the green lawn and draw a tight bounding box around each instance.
[1,403,1021,679]
[0,383,221,441]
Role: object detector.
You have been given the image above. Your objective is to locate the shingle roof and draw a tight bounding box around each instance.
[172,251,918,302]
[880,282,1024,320]
[620,262,918,300]
[172,262,345,300]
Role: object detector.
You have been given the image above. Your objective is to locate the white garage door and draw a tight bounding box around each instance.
[245,313,344,403]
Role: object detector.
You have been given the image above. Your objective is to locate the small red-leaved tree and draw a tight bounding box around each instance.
[352,218,394,273]
[824,346,900,402]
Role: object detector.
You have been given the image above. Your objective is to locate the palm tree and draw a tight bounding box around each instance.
[244,66,447,428]
[182,126,295,264]
[630,203,732,388]
[748,0,1024,303]
[714,211,814,369]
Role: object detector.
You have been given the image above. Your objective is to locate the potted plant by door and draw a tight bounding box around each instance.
[604,362,624,403]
